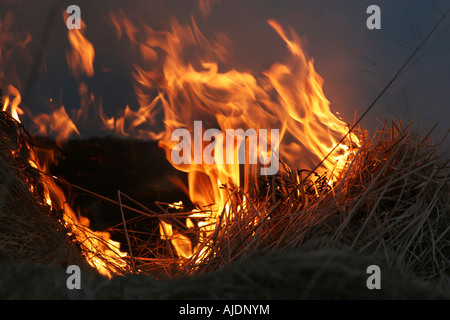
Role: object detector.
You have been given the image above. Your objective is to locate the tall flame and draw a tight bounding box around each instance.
[1,9,360,274]
[113,16,360,261]
[65,16,94,79]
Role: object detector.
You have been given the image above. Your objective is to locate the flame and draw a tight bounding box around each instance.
[0,13,128,277]
[65,16,94,79]
[26,106,128,278]
[2,84,23,122]
[32,106,80,145]
[159,220,192,259]
[3,99,127,277]
[120,17,360,261]
[1,9,361,274]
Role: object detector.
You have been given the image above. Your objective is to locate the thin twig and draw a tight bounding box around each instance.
[118,190,137,273]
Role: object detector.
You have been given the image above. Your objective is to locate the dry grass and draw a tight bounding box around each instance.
[2,247,449,299]
[112,120,449,286]
[1,107,449,291]
[0,111,90,269]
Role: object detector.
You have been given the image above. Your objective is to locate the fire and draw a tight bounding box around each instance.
[1,8,361,276]
[3,88,128,278]
[32,106,80,146]
[120,16,360,261]
[0,14,129,277]
[34,146,128,277]
[159,220,193,259]
[65,15,94,79]
[2,84,23,122]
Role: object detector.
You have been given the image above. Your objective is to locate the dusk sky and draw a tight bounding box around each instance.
[1,0,449,151]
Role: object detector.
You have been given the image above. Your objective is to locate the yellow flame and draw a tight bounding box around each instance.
[2,85,23,122]
[125,17,360,261]
[1,11,361,272]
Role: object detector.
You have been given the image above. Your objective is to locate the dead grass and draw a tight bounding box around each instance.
[111,120,449,287]
[2,246,449,299]
[1,107,449,291]
[0,111,90,269]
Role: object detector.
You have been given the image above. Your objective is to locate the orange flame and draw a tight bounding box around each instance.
[2,84,23,122]
[0,13,128,277]
[116,16,360,261]
[2,9,361,273]
[65,16,94,79]
[159,220,192,259]
[32,106,80,145]
[18,103,128,278]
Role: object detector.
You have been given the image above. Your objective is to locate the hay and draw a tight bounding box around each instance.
[0,99,448,298]
[0,110,90,269]
[1,246,449,299]
[198,121,449,283]
[121,120,449,288]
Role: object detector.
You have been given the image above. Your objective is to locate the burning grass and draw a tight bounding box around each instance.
[0,110,88,268]
[0,105,449,294]
[0,109,127,276]
[117,121,449,287]
[1,4,449,299]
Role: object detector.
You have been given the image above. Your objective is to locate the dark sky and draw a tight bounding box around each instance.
[1,0,449,151]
